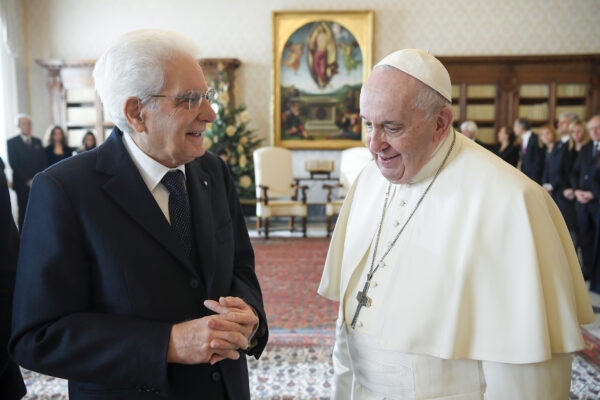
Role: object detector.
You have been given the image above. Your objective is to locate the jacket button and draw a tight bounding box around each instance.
[189,279,199,289]
[211,371,221,381]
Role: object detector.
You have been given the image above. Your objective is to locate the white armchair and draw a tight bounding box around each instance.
[323,147,373,236]
[253,147,308,239]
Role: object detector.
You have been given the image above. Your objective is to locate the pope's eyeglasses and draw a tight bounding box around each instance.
[150,88,217,110]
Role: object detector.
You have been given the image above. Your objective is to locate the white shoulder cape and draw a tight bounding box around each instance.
[318,132,594,363]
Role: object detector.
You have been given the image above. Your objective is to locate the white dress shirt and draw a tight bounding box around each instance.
[121,132,185,224]
[20,134,32,145]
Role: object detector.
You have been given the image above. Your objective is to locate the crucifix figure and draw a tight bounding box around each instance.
[351,279,372,329]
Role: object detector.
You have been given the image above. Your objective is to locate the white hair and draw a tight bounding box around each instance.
[15,113,31,127]
[93,29,201,134]
[413,83,450,121]
[460,120,478,133]
[375,65,450,121]
[559,112,579,123]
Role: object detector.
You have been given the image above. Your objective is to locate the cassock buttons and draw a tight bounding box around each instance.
[189,279,199,289]
[211,371,221,381]
[399,200,406,207]
[393,220,400,227]
[372,282,378,287]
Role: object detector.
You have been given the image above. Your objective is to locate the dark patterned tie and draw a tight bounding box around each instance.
[161,170,192,257]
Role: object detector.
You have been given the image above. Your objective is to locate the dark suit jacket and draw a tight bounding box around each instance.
[9,129,267,400]
[520,132,544,183]
[570,141,600,198]
[0,159,26,400]
[492,143,519,167]
[542,144,567,194]
[6,135,46,194]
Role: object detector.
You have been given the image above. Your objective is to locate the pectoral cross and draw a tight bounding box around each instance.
[351,278,372,329]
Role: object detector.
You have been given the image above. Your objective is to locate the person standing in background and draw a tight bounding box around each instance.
[44,126,74,167]
[6,114,46,230]
[570,115,600,280]
[492,126,519,167]
[555,112,580,241]
[540,125,563,205]
[515,118,544,184]
[77,131,97,153]
[460,120,488,148]
[0,157,26,399]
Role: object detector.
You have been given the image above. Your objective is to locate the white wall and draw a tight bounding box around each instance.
[22,0,600,179]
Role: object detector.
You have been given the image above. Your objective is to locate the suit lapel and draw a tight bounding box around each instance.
[97,129,198,276]
[186,161,217,292]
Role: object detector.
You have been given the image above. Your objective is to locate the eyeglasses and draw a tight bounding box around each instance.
[149,88,217,110]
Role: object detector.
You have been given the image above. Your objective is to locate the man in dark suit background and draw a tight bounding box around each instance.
[10,30,267,400]
[515,118,544,184]
[6,114,46,230]
[571,115,600,280]
[0,157,26,399]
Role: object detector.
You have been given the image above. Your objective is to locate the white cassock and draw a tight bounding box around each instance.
[318,130,594,400]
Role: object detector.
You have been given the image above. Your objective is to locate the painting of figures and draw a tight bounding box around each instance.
[273,11,373,149]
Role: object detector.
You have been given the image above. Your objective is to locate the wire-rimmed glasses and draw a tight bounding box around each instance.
[150,88,217,110]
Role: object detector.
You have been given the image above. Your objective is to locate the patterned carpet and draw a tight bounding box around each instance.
[253,237,338,332]
[19,237,600,399]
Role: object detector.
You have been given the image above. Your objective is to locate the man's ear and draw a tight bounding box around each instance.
[124,97,146,133]
[435,105,454,137]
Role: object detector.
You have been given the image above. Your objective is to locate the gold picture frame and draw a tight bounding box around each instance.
[272,10,374,149]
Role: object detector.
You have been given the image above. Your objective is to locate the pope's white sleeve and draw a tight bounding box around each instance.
[331,322,354,400]
[481,353,572,400]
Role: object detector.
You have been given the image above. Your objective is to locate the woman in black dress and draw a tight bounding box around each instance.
[44,126,74,167]
[492,126,519,167]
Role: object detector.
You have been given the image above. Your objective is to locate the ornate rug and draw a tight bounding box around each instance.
[253,237,337,332]
[19,238,600,398]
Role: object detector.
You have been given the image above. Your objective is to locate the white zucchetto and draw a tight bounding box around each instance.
[375,49,452,102]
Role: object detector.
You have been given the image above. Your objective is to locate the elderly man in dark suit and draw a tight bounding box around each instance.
[6,114,46,230]
[9,30,267,400]
[571,115,600,280]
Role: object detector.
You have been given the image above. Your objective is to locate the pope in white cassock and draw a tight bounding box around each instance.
[318,49,594,399]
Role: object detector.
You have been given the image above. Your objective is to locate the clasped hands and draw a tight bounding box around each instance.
[573,189,594,204]
[167,296,259,365]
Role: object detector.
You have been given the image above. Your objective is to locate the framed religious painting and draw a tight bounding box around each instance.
[272,10,374,149]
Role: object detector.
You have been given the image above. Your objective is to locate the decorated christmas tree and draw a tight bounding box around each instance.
[203,63,262,199]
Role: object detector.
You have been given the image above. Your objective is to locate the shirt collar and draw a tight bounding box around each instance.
[407,127,456,185]
[122,132,185,192]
